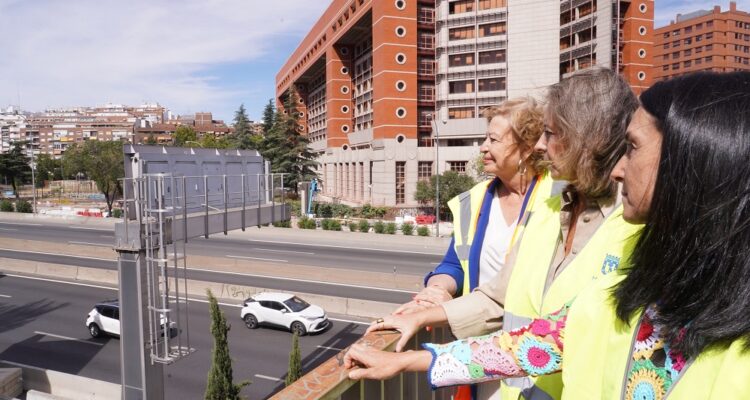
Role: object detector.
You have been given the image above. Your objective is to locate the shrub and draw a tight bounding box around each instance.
[373,220,386,234]
[358,219,370,233]
[273,220,291,228]
[297,217,317,229]
[15,200,32,213]
[401,222,414,236]
[348,222,358,232]
[385,222,397,235]
[321,218,332,230]
[328,219,342,231]
[111,208,124,218]
[359,204,390,219]
[316,203,333,218]
[288,200,302,217]
[417,226,430,237]
[332,204,352,218]
[0,200,13,212]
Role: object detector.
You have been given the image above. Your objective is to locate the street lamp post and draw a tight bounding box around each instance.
[30,159,36,214]
[429,113,447,237]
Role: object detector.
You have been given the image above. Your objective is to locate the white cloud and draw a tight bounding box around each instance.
[0,0,328,116]
[655,0,750,27]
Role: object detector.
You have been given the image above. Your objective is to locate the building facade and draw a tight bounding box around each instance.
[276,0,653,207]
[653,2,750,81]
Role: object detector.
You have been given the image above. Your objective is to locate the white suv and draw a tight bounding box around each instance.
[240,292,329,336]
[86,300,120,338]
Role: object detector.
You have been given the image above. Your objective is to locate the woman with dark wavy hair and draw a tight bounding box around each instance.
[344,71,750,399]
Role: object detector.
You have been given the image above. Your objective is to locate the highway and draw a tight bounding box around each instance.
[0,221,443,276]
[0,273,369,400]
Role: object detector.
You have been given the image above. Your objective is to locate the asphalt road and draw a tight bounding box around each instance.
[0,248,414,304]
[0,221,443,276]
[0,273,369,400]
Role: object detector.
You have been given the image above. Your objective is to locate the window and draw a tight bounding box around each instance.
[663,43,670,49]
[672,63,679,70]
[479,50,506,64]
[662,54,669,61]
[684,49,692,56]
[449,53,475,67]
[478,0,506,10]
[418,161,433,181]
[684,60,692,68]
[449,80,475,94]
[419,85,435,101]
[696,23,703,30]
[418,32,434,50]
[706,32,713,40]
[662,65,669,71]
[696,46,703,53]
[449,161,467,174]
[684,38,692,45]
[478,77,505,92]
[479,22,506,37]
[707,21,713,28]
[449,0,474,14]
[706,44,713,51]
[672,51,679,59]
[705,56,713,62]
[449,26,475,40]
[685,26,693,34]
[695,58,703,65]
[448,107,475,119]
[395,162,405,204]
[418,132,433,147]
[419,57,435,74]
[663,33,670,39]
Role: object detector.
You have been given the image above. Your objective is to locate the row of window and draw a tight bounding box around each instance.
[664,44,715,59]
[663,20,714,37]
[662,56,715,71]
[448,77,506,94]
[663,32,714,49]
[449,0,507,15]
[449,22,506,40]
[448,50,506,67]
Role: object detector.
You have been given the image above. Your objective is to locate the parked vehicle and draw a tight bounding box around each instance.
[240,292,329,336]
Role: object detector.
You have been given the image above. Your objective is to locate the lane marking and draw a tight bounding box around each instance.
[0,228,18,231]
[33,331,104,347]
[67,241,112,247]
[252,247,315,255]
[188,266,416,294]
[0,294,11,298]
[316,345,344,352]
[226,255,288,263]
[254,374,283,382]
[0,248,114,262]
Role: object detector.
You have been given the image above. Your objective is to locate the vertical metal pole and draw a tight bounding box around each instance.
[203,175,209,239]
[431,115,441,238]
[257,174,261,228]
[182,176,188,244]
[271,174,276,224]
[223,174,228,235]
[280,174,285,221]
[31,162,36,214]
[241,175,246,231]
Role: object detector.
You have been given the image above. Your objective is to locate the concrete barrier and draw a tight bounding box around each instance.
[0,367,22,399]
[0,362,120,400]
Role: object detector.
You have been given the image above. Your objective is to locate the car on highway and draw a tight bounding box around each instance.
[240,292,329,336]
[86,300,171,338]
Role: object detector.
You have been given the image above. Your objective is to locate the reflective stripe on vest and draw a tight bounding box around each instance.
[501,198,643,400]
[562,273,750,399]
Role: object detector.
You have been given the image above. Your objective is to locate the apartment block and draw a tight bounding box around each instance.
[276,0,653,207]
[653,2,750,81]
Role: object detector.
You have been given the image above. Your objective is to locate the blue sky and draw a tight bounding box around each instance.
[0,1,747,124]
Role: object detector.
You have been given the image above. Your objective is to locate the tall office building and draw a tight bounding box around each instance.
[276,0,653,207]
[653,1,750,81]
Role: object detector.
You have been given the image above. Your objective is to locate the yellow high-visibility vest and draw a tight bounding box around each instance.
[563,273,750,399]
[447,173,555,296]
[500,195,642,400]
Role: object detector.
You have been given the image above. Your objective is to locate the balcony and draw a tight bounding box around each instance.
[270,329,454,400]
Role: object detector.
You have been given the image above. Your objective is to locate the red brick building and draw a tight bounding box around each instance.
[654,1,750,81]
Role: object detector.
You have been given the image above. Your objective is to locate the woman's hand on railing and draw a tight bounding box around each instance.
[393,285,453,315]
[345,344,431,380]
[365,314,422,352]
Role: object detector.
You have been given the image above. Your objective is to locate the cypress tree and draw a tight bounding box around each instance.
[205,289,248,400]
[231,104,254,150]
[285,332,302,386]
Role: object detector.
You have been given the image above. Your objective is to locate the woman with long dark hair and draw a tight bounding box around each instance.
[344,71,750,399]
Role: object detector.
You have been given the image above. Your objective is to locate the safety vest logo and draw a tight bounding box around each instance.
[601,254,621,275]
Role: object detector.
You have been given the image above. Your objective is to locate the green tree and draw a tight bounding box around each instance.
[34,154,61,187]
[414,171,476,219]
[0,143,30,198]
[285,332,302,386]
[145,134,158,145]
[205,289,248,400]
[62,141,124,215]
[174,125,198,147]
[261,100,275,135]
[200,134,233,149]
[230,104,255,150]
[263,89,318,192]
